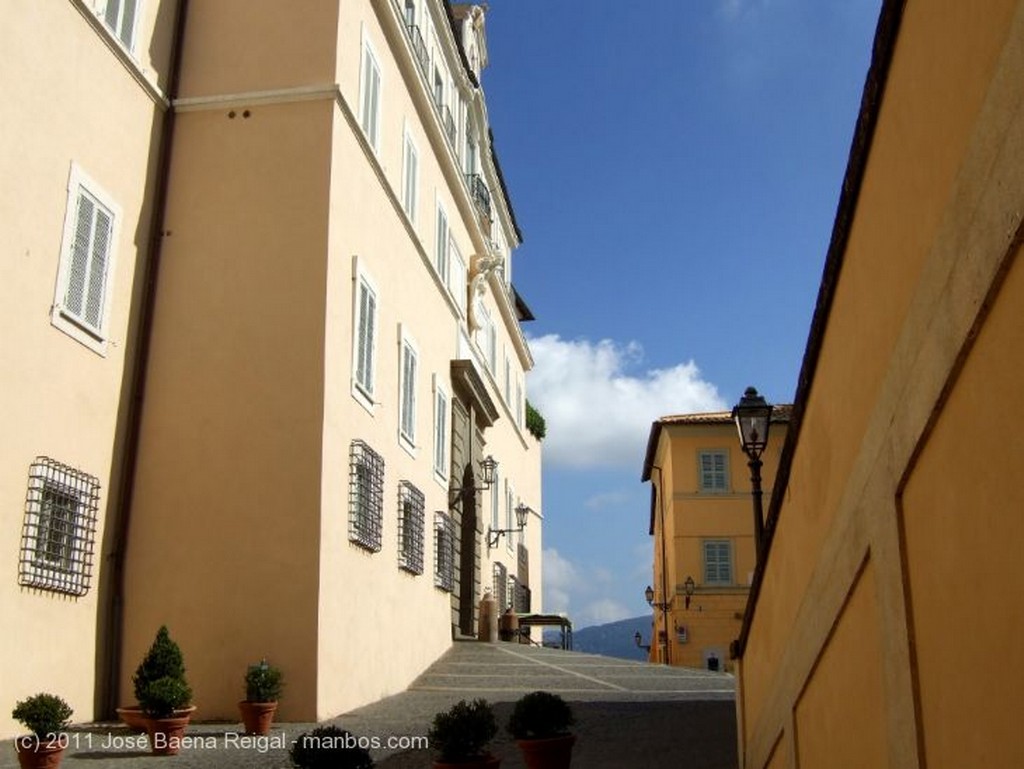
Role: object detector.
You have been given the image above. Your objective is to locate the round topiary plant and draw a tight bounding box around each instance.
[132,626,186,704]
[245,659,284,702]
[507,691,574,740]
[428,698,497,763]
[12,693,73,737]
[139,675,192,719]
[289,725,374,769]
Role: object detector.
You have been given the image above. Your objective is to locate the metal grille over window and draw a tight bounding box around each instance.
[434,511,455,592]
[492,562,508,610]
[18,457,100,596]
[508,575,532,613]
[397,481,425,575]
[349,440,384,552]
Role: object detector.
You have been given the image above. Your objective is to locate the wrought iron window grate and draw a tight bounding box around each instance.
[349,440,384,552]
[434,511,455,592]
[19,457,99,596]
[509,575,532,614]
[492,562,508,610]
[397,481,425,575]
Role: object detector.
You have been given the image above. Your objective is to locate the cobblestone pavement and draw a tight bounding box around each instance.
[1,642,737,769]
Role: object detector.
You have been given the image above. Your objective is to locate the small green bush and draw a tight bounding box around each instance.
[245,659,284,702]
[526,400,546,441]
[132,626,186,704]
[139,675,192,719]
[428,699,497,762]
[12,693,73,737]
[289,725,374,769]
[508,691,574,740]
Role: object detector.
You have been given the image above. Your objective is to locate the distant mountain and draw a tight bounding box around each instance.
[567,615,653,661]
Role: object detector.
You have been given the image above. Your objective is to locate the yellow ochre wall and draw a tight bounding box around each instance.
[735,1,1024,767]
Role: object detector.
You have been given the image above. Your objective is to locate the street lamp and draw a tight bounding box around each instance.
[645,584,670,664]
[449,455,499,509]
[732,386,773,563]
[487,502,530,549]
[683,575,696,609]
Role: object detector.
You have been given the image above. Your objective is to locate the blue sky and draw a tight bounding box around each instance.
[480,0,882,628]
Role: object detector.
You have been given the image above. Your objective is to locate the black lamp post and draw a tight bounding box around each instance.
[732,387,773,564]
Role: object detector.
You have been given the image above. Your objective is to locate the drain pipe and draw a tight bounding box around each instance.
[98,0,190,719]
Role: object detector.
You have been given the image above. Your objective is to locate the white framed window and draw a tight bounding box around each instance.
[449,240,467,314]
[435,202,449,283]
[359,30,383,153]
[505,482,515,553]
[490,468,501,531]
[432,376,449,485]
[402,129,419,224]
[504,355,512,405]
[516,379,524,428]
[398,328,418,451]
[703,540,733,585]
[351,258,379,411]
[698,450,730,493]
[102,0,140,51]
[486,315,497,373]
[52,163,121,355]
[434,511,455,592]
[18,457,100,597]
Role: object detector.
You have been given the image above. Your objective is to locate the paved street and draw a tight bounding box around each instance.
[1,641,738,768]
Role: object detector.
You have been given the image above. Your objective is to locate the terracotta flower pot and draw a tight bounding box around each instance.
[116,705,147,733]
[433,754,501,769]
[238,700,278,736]
[14,738,65,769]
[516,734,576,769]
[144,706,195,756]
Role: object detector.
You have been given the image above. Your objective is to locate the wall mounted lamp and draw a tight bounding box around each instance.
[449,455,498,508]
[684,575,696,609]
[486,502,530,549]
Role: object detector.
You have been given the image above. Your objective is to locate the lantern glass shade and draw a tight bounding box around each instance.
[479,455,498,488]
[684,576,696,596]
[514,504,530,529]
[732,387,772,458]
[644,585,655,605]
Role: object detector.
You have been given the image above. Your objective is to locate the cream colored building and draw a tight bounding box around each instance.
[733,1,1024,768]
[1,0,542,737]
[641,409,788,671]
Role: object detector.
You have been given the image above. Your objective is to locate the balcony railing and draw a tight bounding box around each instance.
[405,24,428,76]
[466,173,491,220]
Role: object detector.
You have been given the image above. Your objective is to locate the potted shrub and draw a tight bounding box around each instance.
[133,626,194,756]
[507,691,575,769]
[239,658,284,735]
[120,625,185,732]
[11,693,72,769]
[428,699,500,768]
[289,725,374,769]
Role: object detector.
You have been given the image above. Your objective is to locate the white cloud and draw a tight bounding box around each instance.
[543,548,649,629]
[527,334,726,469]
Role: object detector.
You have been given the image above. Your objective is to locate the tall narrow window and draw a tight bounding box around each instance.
[399,333,418,448]
[397,481,425,574]
[434,511,455,592]
[435,204,449,283]
[349,441,384,552]
[402,131,418,223]
[703,540,733,585]
[490,468,501,531]
[352,261,378,409]
[698,450,729,493]
[360,37,382,152]
[433,379,449,483]
[505,482,515,552]
[449,240,467,313]
[103,0,139,50]
[18,457,100,596]
[52,164,120,353]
